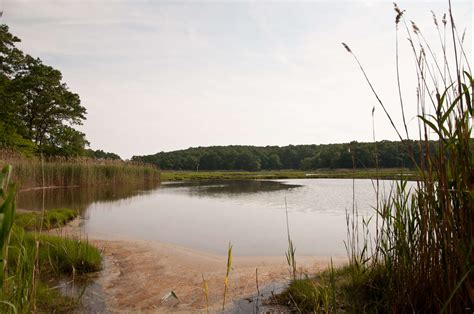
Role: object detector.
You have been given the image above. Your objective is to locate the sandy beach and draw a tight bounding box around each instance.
[50,219,347,312]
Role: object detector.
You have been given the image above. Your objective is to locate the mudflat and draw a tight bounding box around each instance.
[51,219,346,312]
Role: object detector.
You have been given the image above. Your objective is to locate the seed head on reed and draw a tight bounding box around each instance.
[393,3,404,25]
[411,21,420,34]
[430,10,438,27]
[222,242,233,312]
[341,42,351,53]
[342,2,473,311]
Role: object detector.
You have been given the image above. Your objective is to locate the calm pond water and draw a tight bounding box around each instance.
[18,179,409,256]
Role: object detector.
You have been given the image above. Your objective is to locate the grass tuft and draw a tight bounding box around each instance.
[14,208,77,231]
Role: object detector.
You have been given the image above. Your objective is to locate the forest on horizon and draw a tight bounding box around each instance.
[132,140,436,171]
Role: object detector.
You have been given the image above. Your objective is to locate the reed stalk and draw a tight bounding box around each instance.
[222,242,233,312]
[341,2,473,312]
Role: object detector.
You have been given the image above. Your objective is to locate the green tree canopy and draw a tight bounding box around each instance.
[0,24,88,156]
[132,141,432,171]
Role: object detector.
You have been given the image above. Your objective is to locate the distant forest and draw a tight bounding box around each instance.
[132,141,436,171]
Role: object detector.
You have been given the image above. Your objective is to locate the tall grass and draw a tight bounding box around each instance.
[0,165,16,293]
[341,2,472,312]
[0,164,102,312]
[278,3,471,313]
[222,242,233,312]
[285,198,297,281]
[0,150,160,190]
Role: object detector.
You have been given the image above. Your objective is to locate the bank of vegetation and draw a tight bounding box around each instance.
[1,150,160,190]
[0,166,101,312]
[132,140,437,171]
[277,3,472,313]
[160,168,414,181]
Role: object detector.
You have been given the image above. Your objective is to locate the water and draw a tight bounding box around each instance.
[18,179,406,256]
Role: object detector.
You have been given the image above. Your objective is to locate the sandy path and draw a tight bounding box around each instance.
[51,220,347,312]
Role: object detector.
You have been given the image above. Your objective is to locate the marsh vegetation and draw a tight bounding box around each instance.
[278,3,473,312]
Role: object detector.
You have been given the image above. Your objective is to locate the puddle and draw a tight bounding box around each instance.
[227,281,293,314]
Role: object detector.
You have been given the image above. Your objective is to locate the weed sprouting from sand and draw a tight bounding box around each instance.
[284,198,297,281]
[201,273,209,314]
[222,242,233,312]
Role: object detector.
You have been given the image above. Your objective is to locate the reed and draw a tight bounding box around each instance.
[0,165,17,292]
[0,151,160,190]
[276,265,345,313]
[14,208,77,231]
[201,273,209,314]
[279,2,471,312]
[0,164,102,312]
[222,242,233,312]
[285,198,297,281]
[341,2,473,312]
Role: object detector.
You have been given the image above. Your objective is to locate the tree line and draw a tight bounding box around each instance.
[0,24,120,160]
[132,140,435,171]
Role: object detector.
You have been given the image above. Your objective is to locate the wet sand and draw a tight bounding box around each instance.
[51,219,347,312]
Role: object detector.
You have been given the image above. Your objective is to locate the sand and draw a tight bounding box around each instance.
[50,219,347,312]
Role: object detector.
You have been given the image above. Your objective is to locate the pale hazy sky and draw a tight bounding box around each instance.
[1,0,472,158]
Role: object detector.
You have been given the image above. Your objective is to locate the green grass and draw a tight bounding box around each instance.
[1,224,101,312]
[11,226,101,274]
[160,168,415,181]
[10,209,101,276]
[277,266,352,313]
[0,202,101,312]
[277,264,394,313]
[34,281,79,313]
[14,208,78,231]
[34,233,101,274]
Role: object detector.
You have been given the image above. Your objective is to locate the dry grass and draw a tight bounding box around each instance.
[0,150,160,189]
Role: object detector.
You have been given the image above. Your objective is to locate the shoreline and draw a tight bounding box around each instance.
[51,218,347,312]
[160,168,417,182]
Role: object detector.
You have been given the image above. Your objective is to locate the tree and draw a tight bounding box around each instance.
[267,153,282,169]
[87,149,121,160]
[201,152,223,170]
[234,152,260,171]
[13,57,86,149]
[0,24,88,156]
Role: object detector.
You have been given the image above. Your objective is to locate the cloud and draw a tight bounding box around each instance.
[1,0,471,158]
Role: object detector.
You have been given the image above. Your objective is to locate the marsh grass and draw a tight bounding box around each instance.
[342,2,473,312]
[285,198,297,281]
[14,208,77,231]
[222,242,233,312]
[0,151,160,189]
[201,273,210,314]
[160,168,415,181]
[1,218,101,312]
[277,265,351,313]
[0,164,102,312]
[279,2,472,313]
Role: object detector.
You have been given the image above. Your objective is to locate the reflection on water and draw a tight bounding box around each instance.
[17,179,411,256]
[163,180,301,195]
[17,181,160,213]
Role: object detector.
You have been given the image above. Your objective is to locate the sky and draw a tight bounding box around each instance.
[0,0,472,159]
